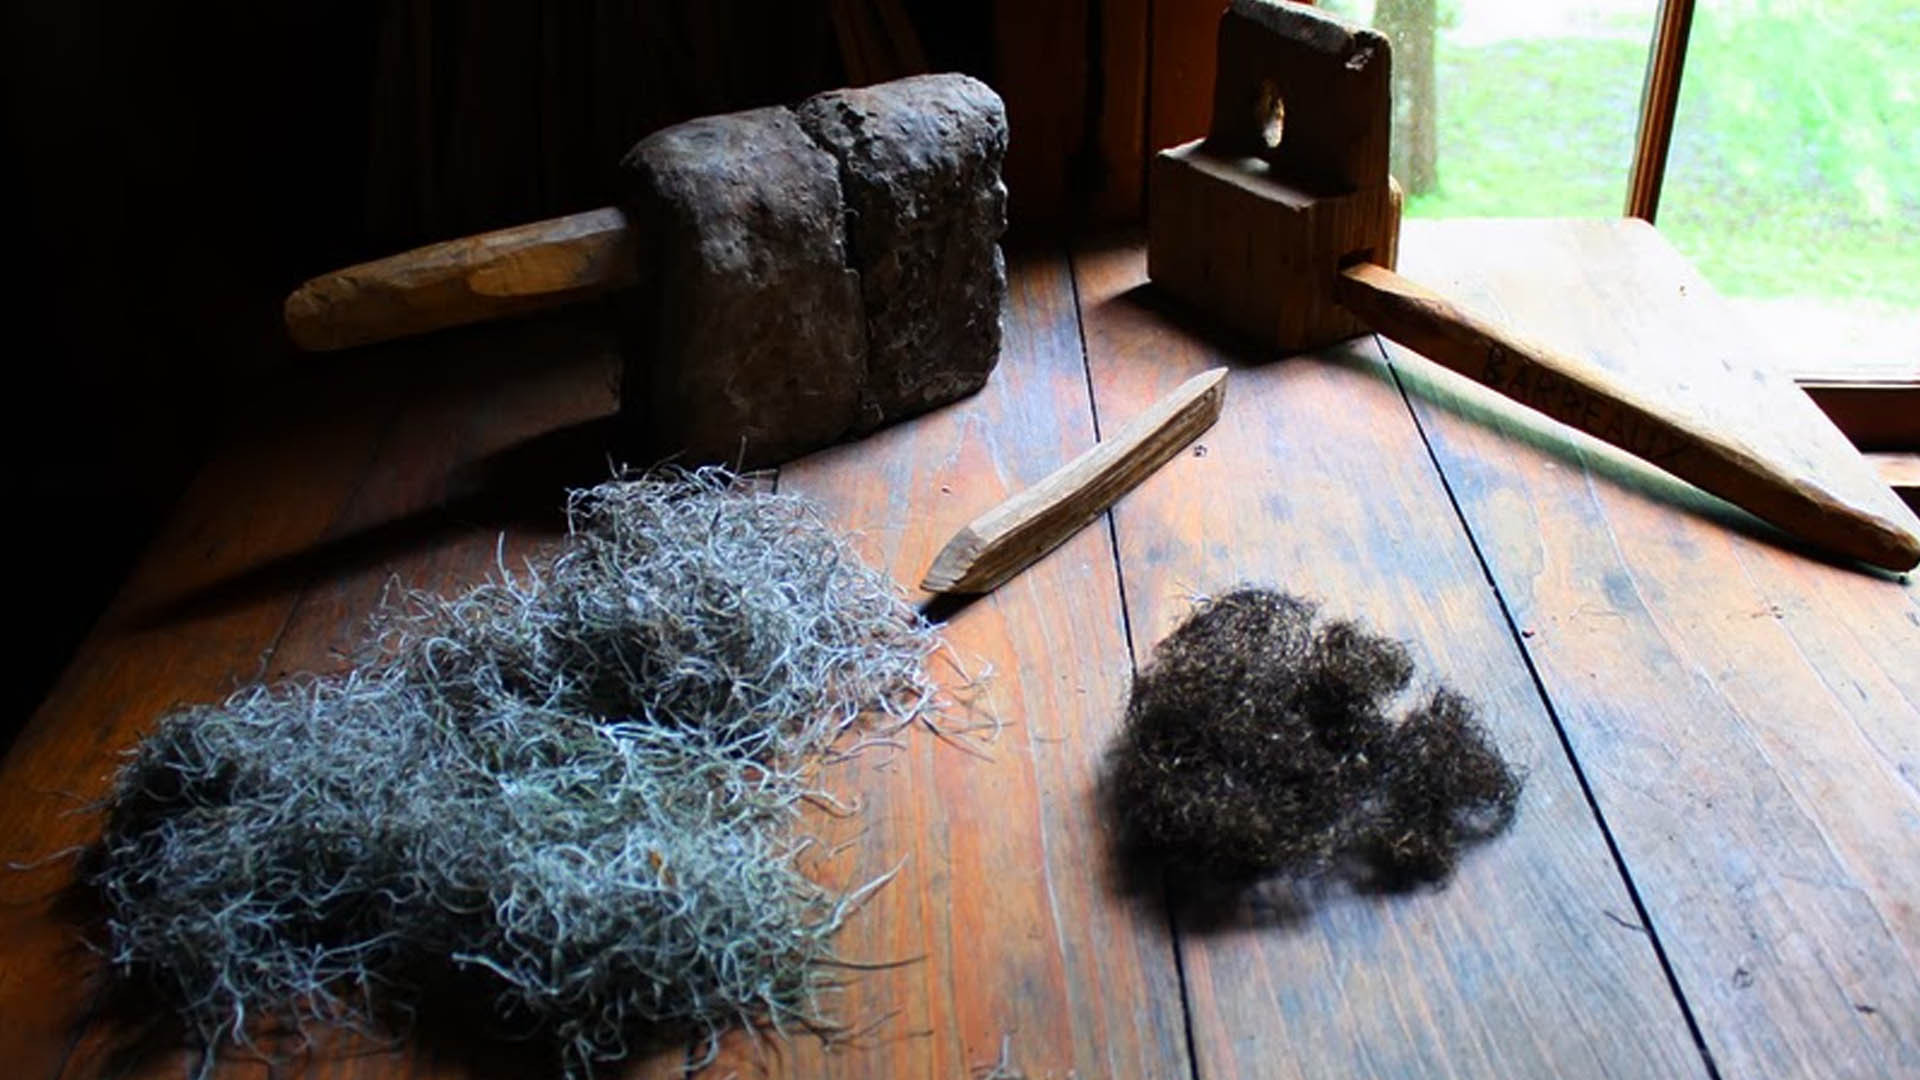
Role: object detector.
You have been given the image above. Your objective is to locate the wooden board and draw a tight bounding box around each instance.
[1147,0,1226,169]
[10,221,1918,1080]
[0,374,403,1080]
[920,366,1225,594]
[147,324,697,1080]
[1073,234,1711,1078]
[1798,381,1920,452]
[1092,0,1151,221]
[1331,261,1918,571]
[12,320,685,1080]
[993,0,1089,232]
[695,251,1189,1078]
[1383,217,1920,1078]
[1868,452,1920,502]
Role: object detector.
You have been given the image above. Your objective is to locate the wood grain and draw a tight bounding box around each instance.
[921,366,1226,594]
[1867,452,1920,502]
[1384,217,1920,1078]
[1147,0,1228,167]
[1075,233,1711,1079]
[359,0,846,251]
[1149,144,1400,353]
[1201,0,1390,193]
[1335,261,1920,571]
[18,218,1919,1080]
[694,252,1189,1078]
[1149,3,1401,354]
[993,0,1089,232]
[49,322,688,1080]
[1797,380,1920,452]
[1626,0,1697,221]
[174,328,691,1080]
[285,207,635,352]
[1092,0,1152,221]
[1,373,405,1080]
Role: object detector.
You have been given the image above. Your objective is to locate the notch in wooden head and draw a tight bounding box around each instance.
[1148,0,1403,352]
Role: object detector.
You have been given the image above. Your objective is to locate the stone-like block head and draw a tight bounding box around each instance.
[620,74,1009,468]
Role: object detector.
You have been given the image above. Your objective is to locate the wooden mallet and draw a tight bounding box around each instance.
[1148,0,1919,572]
[284,75,1011,470]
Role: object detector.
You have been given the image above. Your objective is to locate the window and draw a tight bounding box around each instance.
[1324,0,1919,377]
[1321,0,1662,216]
[1661,0,1919,375]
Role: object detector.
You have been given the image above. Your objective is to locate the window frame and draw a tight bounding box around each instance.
[1626,0,1697,220]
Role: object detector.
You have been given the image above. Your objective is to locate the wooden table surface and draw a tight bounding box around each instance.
[4,220,1916,1080]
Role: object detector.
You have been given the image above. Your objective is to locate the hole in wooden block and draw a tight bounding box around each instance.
[1255,78,1285,150]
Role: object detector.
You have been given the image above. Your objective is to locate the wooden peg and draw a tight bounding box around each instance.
[922,367,1228,595]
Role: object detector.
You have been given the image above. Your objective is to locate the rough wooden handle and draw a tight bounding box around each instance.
[921,367,1229,594]
[1335,261,1920,572]
[284,207,638,351]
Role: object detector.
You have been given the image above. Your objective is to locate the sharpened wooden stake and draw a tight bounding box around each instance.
[922,367,1228,594]
[1335,261,1920,572]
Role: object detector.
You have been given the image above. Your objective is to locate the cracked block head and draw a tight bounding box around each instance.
[1148,0,1402,353]
[618,75,1008,468]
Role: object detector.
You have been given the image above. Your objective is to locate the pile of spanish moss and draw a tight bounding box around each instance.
[89,468,942,1075]
[1107,588,1522,889]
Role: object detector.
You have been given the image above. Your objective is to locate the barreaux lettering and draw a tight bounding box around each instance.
[1481,342,1689,468]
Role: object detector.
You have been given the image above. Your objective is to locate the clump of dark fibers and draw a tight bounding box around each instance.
[88,468,942,1077]
[1107,588,1521,891]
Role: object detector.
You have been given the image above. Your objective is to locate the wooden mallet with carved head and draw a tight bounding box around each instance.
[1148,0,1918,572]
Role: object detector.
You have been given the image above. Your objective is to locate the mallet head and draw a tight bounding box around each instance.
[1148,0,1402,352]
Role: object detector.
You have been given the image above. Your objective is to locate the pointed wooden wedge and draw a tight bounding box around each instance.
[922,366,1228,595]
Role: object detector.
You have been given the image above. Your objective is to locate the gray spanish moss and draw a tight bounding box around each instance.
[90,468,943,1076]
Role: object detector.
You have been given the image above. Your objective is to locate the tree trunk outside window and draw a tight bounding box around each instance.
[1374,0,1438,195]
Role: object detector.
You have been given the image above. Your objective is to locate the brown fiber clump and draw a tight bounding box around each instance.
[1107,588,1522,889]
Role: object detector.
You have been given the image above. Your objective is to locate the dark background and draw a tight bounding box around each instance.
[2,0,1224,743]
[1,1,987,734]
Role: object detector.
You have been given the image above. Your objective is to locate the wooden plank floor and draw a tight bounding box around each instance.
[2,222,1915,1080]
[1074,239,1705,1079]
[1383,220,1920,1079]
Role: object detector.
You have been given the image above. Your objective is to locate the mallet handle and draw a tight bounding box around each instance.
[1335,261,1920,572]
[283,207,637,351]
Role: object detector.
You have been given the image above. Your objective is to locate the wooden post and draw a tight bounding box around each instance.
[1374,0,1437,196]
[1626,0,1696,221]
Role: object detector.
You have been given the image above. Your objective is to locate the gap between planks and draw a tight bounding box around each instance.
[1372,332,1726,1080]
[1063,237,1207,1080]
